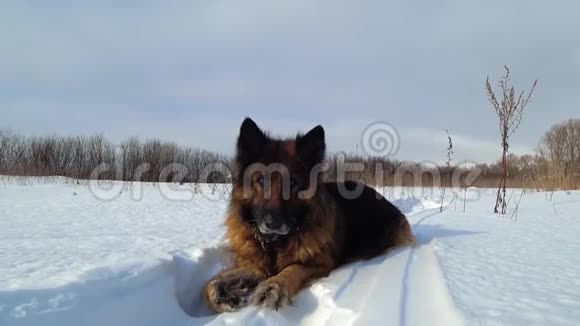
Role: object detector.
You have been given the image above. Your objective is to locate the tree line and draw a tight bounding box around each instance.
[1,118,579,189]
[0,131,230,183]
[324,119,580,190]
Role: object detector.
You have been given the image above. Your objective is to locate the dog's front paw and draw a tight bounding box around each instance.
[205,279,240,313]
[250,280,291,310]
[205,272,262,313]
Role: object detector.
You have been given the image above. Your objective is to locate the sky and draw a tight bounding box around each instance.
[1,0,579,164]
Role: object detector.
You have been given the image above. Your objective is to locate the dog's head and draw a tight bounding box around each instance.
[234,117,326,239]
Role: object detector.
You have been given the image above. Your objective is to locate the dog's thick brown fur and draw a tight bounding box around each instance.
[204,118,415,313]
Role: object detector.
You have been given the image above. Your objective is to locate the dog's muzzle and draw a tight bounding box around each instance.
[257,222,290,236]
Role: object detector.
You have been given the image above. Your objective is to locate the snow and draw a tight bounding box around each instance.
[1,177,579,325]
[430,195,580,325]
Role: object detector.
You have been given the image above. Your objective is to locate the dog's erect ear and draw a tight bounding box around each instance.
[296,125,326,165]
[236,117,266,163]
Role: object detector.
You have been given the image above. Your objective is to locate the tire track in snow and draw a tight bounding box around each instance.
[330,208,440,313]
[399,209,442,326]
[399,209,463,326]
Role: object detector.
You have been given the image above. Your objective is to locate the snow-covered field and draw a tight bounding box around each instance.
[1,177,579,325]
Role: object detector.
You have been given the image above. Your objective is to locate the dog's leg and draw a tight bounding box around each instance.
[251,263,332,310]
[205,267,266,313]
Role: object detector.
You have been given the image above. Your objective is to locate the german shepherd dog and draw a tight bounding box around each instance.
[205,118,415,312]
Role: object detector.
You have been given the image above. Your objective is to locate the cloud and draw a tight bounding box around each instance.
[1,0,579,163]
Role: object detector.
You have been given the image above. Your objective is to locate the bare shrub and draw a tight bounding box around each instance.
[441,130,453,212]
[486,65,537,214]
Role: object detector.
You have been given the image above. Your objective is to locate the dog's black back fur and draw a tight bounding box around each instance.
[324,180,407,264]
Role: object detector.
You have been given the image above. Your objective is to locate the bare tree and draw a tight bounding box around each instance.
[120,137,143,181]
[0,130,19,173]
[539,119,580,176]
[486,65,537,214]
[85,134,115,179]
[71,136,87,179]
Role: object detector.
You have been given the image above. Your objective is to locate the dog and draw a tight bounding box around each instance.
[204,118,415,312]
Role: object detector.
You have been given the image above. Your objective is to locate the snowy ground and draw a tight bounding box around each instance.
[1,177,579,325]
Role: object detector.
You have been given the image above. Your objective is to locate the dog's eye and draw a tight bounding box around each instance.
[255,175,265,186]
